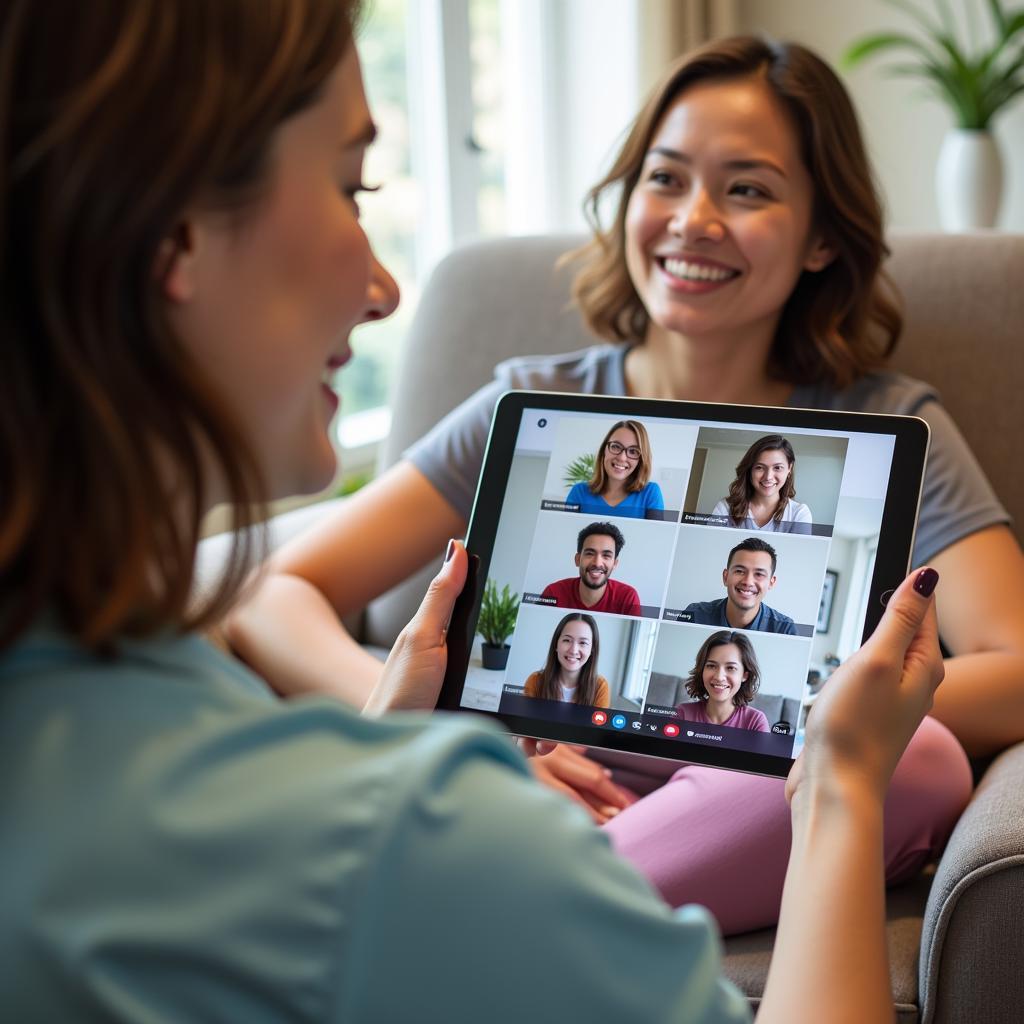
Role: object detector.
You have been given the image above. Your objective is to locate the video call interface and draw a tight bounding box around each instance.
[459,407,899,760]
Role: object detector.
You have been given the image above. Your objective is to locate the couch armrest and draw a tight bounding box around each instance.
[919,741,1024,1024]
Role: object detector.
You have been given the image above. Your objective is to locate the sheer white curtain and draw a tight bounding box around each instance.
[639,0,740,93]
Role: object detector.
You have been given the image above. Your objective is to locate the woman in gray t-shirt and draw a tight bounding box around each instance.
[227,37,1022,936]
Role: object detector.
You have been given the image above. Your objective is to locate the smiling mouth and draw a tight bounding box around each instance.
[659,256,740,283]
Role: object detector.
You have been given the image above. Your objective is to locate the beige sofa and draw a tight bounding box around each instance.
[204,232,1024,1023]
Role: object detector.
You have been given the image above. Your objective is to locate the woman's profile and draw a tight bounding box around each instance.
[674,631,770,732]
[711,435,812,533]
[565,420,665,519]
[523,613,610,707]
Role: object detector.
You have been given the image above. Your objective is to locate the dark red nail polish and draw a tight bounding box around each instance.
[444,539,455,563]
[914,567,939,597]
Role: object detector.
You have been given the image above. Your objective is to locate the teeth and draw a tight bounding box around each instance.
[663,257,736,282]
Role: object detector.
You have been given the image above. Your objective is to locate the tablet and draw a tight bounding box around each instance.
[438,391,929,779]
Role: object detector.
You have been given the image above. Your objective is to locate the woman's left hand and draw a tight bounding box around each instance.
[520,741,635,824]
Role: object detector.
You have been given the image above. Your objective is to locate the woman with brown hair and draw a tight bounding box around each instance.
[226,35,1022,935]
[675,631,770,732]
[565,419,665,519]
[1,5,958,1018]
[523,613,610,706]
[711,435,812,533]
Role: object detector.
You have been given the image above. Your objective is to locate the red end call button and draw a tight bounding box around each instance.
[592,711,608,726]
[663,723,680,737]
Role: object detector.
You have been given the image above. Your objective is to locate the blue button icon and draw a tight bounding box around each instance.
[611,714,627,730]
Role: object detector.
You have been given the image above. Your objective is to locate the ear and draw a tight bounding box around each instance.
[803,233,837,273]
[155,220,200,304]
[767,574,777,590]
[574,552,582,568]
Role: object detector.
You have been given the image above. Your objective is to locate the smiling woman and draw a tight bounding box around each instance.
[218,34,1024,951]
[565,419,665,518]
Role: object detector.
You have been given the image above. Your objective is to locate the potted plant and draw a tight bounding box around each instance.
[477,579,519,670]
[563,452,595,489]
[843,0,1024,230]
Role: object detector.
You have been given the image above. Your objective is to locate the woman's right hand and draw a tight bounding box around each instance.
[786,567,944,809]
[519,740,635,824]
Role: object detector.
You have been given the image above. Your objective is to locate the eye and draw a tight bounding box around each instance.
[646,167,679,188]
[730,182,769,199]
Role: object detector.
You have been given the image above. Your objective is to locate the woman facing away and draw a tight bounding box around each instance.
[225,36,1024,933]
[523,613,611,707]
[565,419,665,518]
[0,3,949,1020]
[711,435,812,533]
[675,631,770,732]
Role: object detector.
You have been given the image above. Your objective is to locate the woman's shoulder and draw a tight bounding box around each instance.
[791,370,941,417]
[738,705,771,731]
[523,671,542,695]
[494,343,629,396]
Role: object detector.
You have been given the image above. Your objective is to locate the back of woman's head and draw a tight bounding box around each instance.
[0,0,357,651]
[570,34,901,389]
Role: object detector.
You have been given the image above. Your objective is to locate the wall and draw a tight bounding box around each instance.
[737,0,1024,231]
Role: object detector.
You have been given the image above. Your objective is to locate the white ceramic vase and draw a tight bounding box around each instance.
[935,129,1003,231]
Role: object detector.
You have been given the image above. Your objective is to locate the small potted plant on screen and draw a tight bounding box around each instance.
[477,579,519,670]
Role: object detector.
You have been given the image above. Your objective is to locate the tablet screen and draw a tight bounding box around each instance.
[440,392,928,777]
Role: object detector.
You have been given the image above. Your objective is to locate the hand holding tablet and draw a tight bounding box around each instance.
[440,391,931,779]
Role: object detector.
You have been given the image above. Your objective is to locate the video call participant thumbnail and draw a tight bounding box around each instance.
[523,613,610,707]
[673,630,770,732]
[684,538,797,635]
[541,522,641,615]
[565,419,664,519]
[712,434,812,534]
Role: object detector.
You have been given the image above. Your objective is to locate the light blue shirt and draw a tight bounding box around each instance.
[0,623,750,1023]
[566,480,665,519]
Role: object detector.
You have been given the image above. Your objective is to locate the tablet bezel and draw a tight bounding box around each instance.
[438,390,929,779]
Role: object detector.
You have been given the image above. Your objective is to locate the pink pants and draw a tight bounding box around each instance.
[599,716,972,936]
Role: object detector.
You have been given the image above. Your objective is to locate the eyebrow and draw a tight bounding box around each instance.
[342,120,378,149]
[646,146,787,179]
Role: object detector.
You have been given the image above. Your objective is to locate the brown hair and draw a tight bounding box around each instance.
[587,419,653,495]
[0,0,359,652]
[568,35,901,389]
[684,630,761,707]
[535,613,602,705]
[726,435,797,524]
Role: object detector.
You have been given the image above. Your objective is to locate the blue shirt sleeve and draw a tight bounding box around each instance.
[341,734,751,1024]
[644,481,665,511]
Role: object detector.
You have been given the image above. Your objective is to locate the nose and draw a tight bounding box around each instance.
[668,186,725,243]
[361,251,400,324]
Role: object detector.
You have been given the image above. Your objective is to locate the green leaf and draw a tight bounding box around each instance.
[884,0,944,37]
[476,579,520,647]
[987,0,1009,34]
[563,452,595,488]
[842,31,934,69]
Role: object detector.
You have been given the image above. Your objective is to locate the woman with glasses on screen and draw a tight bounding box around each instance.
[565,420,665,519]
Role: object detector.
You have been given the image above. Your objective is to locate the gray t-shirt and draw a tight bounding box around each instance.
[406,343,1008,566]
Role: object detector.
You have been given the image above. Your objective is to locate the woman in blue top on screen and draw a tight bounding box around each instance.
[566,419,664,519]
[711,435,812,534]
[674,631,770,732]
